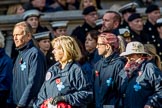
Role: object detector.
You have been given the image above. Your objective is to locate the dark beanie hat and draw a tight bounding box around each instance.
[128,13,141,22]
[82,6,97,15]
[145,4,159,13]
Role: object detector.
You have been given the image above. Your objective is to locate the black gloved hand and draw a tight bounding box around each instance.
[50,96,65,105]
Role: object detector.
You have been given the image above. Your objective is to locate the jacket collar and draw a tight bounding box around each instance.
[17,39,34,51]
[55,61,74,73]
[101,52,119,67]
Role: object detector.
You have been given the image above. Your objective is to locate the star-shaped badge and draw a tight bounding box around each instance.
[57,82,65,91]
[20,62,26,71]
[134,83,141,91]
[106,78,113,87]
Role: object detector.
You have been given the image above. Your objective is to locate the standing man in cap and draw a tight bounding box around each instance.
[93,33,125,108]
[34,31,55,69]
[119,41,162,108]
[119,2,138,29]
[10,21,46,108]
[155,18,162,63]
[50,21,69,39]
[144,4,161,44]
[23,9,49,34]
[71,5,99,45]
[127,13,150,44]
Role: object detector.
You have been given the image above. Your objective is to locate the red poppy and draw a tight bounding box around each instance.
[40,97,52,108]
[95,71,99,77]
[57,102,72,108]
[56,78,61,84]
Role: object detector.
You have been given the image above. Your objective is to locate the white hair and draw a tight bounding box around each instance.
[0,31,5,48]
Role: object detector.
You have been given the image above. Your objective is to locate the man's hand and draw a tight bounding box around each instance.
[50,96,65,105]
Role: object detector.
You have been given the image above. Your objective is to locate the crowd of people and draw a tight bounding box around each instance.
[0,0,162,108]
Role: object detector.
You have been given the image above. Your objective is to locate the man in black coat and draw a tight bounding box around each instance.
[71,6,99,45]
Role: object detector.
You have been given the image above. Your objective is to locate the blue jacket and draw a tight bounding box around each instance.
[82,49,101,83]
[33,61,93,108]
[119,60,162,108]
[0,48,13,94]
[87,49,101,67]
[12,40,46,107]
[93,52,125,108]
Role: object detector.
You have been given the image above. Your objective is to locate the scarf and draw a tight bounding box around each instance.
[124,58,146,78]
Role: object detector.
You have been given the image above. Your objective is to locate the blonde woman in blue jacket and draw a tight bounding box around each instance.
[33,36,92,108]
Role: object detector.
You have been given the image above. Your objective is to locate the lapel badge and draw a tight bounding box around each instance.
[19,58,23,64]
[134,82,141,91]
[45,72,51,81]
[106,78,113,87]
[20,62,26,71]
[95,71,99,77]
[57,82,65,91]
[56,78,61,84]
